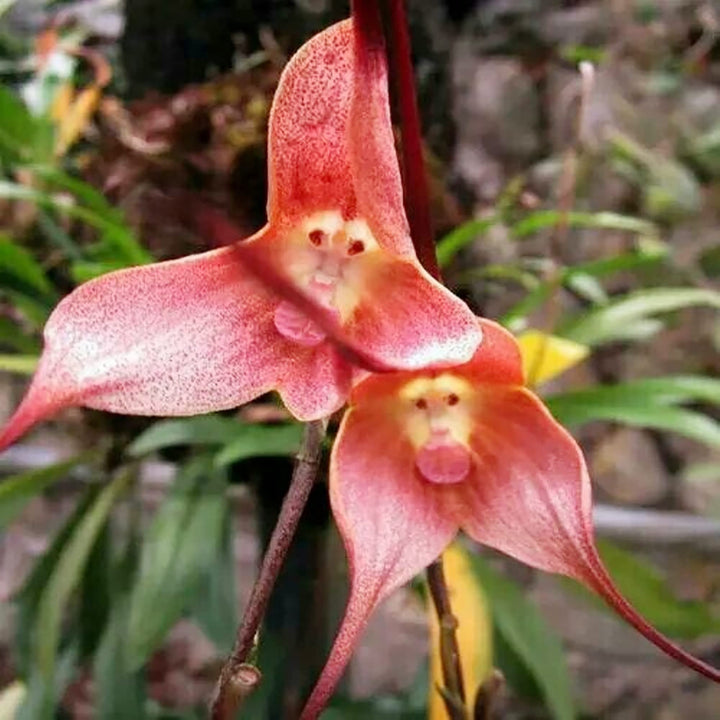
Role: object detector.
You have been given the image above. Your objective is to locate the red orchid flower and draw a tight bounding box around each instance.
[300,318,720,718]
[0,20,481,449]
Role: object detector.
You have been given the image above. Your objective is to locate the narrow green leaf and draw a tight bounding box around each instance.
[469,554,576,720]
[94,529,146,720]
[0,354,38,374]
[560,288,720,346]
[0,453,94,531]
[127,460,227,667]
[0,317,41,354]
[0,236,54,298]
[436,217,497,267]
[511,210,656,239]
[564,241,667,279]
[214,423,304,467]
[127,415,244,456]
[582,541,720,638]
[33,469,133,692]
[548,376,720,409]
[191,511,237,652]
[473,558,576,719]
[547,395,720,447]
[15,492,95,675]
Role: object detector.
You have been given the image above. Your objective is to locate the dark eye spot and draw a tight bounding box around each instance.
[415,398,428,410]
[446,393,459,406]
[347,239,365,256]
[309,229,325,246]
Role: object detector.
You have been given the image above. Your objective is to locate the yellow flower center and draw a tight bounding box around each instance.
[398,374,474,484]
[273,211,379,346]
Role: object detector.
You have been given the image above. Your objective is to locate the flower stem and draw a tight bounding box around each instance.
[427,556,467,720]
[381,0,441,280]
[210,419,328,719]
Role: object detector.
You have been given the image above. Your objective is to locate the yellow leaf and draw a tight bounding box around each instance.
[55,85,101,157]
[428,543,493,719]
[518,330,589,387]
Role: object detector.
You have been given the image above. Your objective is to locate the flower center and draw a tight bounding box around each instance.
[273,211,378,346]
[399,375,474,485]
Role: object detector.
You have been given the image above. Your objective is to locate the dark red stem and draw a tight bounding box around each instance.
[210,419,327,719]
[383,0,440,279]
[352,0,441,279]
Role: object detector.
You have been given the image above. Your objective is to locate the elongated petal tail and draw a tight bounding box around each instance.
[0,239,353,449]
[460,386,720,683]
[301,399,457,717]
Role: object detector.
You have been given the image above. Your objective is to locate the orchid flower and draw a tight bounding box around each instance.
[0,19,480,449]
[300,317,720,718]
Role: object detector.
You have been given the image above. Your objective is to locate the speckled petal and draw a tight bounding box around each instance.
[0,239,351,449]
[460,385,720,683]
[300,397,457,718]
[267,19,413,257]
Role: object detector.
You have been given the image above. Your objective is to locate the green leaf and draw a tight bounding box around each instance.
[594,541,720,638]
[0,354,38,374]
[94,597,147,720]
[548,375,720,410]
[127,415,245,456]
[564,240,667,279]
[0,318,41,354]
[127,459,228,667]
[511,210,657,240]
[559,288,720,346]
[94,528,146,720]
[547,394,720,447]
[0,86,38,162]
[79,522,112,658]
[33,468,133,705]
[436,217,497,267]
[0,453,94,532]
[0,236,54,298]
[0,181,149,266]
[214,423,304,467]
[14,491,95,675]
[191,511,237,652]
[470,554,576,720]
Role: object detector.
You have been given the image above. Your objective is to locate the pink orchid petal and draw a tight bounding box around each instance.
[345,256,481,369]
[416,437,471,484]
[0,239,354,449]
[460,386,720,682]
[267,19,413,257]
[267,20,356,224]
[463,318,525,386]
[234,231,481,372]
[300,399,457,718]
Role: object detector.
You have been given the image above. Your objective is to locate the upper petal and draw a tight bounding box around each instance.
[300,396,457,718]
[0,237,351,449]
[267,20,356,224]
[459,386,720,683]
[267,19,413,257]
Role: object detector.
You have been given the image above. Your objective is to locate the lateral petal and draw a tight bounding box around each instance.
[235,234,482,372]
[0,240,350,449]
[459,386,720,683]
[300,398,457,718]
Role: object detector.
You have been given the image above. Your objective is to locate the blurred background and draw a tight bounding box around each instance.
[1,0,720,718]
